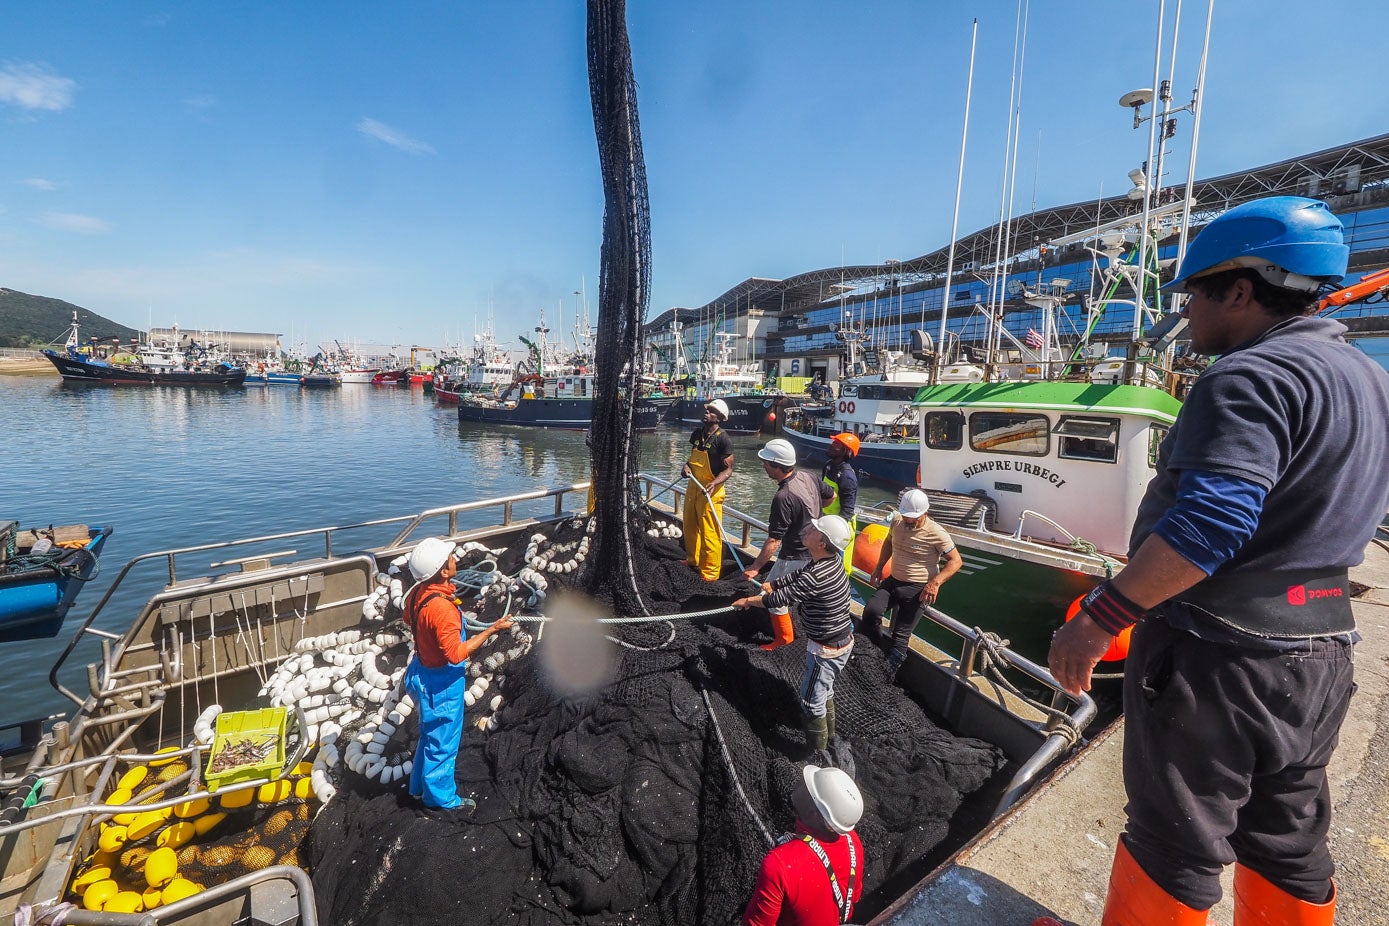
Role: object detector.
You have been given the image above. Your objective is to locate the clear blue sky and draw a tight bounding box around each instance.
[2,2,1383,354]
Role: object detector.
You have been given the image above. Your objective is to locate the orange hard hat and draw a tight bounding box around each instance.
[830,432,860,456]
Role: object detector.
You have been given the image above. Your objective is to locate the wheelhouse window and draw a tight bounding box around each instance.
[1055,416,1119,464]
[923,411,963,451]
[968,412,1048,456]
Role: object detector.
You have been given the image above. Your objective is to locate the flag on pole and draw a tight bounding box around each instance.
[1025,328,1044,349]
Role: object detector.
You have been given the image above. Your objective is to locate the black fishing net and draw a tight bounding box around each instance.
[306,514,1008,926]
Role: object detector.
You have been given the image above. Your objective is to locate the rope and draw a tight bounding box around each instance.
[970,626,1081,744]
[1068,537,1121,579]
[700,685,775,849]
[1,548,100,582]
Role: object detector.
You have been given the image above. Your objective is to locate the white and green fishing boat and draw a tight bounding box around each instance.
[855,379,1182,662]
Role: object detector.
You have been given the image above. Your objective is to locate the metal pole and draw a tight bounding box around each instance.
[936,18,978,383]
[1133,0,1167,342]
[1175,0,1215,282]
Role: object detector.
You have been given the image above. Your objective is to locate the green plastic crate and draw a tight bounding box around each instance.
[203,707,287,792]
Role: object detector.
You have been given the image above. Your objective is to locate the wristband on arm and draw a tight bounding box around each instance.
[1080,580,1150,636]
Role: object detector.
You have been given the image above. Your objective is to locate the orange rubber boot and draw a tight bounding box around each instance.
[1233,865,1335,926]
[760,611,795,651]
[1101,840,1208,925]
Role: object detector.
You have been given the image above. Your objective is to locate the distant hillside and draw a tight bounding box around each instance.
[0,288,139,348]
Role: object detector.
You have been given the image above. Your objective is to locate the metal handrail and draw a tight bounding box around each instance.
[55,865,318,926]
[387,483,586,546]
[1011,509,1079,545]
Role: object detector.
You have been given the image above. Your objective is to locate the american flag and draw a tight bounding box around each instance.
[1024,327,1044,349]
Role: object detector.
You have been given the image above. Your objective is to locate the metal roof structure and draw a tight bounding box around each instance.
[669,133,1389,323]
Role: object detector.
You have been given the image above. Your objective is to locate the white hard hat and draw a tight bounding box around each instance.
[803,764,863,835]
[810,515,853,553]
[899,489,931,519]
[705,398,730,420]
[757,438,797,468]
[408,537,457,581]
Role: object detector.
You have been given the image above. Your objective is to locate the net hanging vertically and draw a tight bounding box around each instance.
[583,0,651,618]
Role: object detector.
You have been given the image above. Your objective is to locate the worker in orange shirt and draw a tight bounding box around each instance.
[401,537,513,810]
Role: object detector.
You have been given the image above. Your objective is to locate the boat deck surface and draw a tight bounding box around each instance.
[884,538,1389,926]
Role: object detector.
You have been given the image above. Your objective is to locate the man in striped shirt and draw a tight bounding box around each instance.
[735,515,855,765]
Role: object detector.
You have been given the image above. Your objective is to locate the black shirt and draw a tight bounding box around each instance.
[689,425,734,480]
[1131,315,1389,574]
[768,469,824,560]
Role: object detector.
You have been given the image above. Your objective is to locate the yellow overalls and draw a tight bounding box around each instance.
[683,429,727,580]
[821,470,857,574]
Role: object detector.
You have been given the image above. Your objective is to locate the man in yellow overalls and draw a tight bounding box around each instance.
[681,399,734,580]
[820,433,860,573]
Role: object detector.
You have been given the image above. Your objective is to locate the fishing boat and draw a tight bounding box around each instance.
[0,479,1096,926]
[42,315,247,388]
[673,332,787,434]
[0,521,111,641]
[457,372,662,430]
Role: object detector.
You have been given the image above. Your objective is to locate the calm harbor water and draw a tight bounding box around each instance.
[1,375,895,724]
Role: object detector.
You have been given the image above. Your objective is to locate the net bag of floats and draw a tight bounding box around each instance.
[304,513,1008,926]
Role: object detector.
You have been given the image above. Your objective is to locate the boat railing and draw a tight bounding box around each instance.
[1011,509,1078,545]
[635,473,770,550]
[54,865,318,926]
[49,485,593,707]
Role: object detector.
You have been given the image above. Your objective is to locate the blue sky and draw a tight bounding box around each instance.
[1,2,1383,354]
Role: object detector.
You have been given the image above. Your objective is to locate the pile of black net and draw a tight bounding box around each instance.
[306,512,1008,926]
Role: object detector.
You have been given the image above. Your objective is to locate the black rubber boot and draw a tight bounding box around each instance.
[805,712,830,765]
[825,697,836,742]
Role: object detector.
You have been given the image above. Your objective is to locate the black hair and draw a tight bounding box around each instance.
[1187,268,1319,317]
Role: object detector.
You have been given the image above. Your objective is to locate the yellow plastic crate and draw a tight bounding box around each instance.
[203,707,287,792]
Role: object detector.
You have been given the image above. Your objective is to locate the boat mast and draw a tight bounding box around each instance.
[1174,0,1214,308]
[934,17,979,384]
[1132,0,1166,342]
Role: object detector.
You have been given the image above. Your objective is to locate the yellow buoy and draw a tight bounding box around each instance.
[145,846,179,888]
[257,780,292,803]
[173,797,210,819]
[107,787,136,826]
[72,865,113,894]
[242,845,275,870]
[157,821,196,850]
[81,879,119,911]
[126,810,165,842]
[192,812,227,836]
[149,746,181,767]
[293,761,314,776]
[293,776,316,800]
[104,890,145,914]
[116,766,149,792]
[97,825,128,854]
[161,878,202,904]
[89,849,118,869]
[218,787,253,810]
[142,885,164,909]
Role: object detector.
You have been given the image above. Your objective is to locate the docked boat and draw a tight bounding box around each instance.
[457,372,661,429]
[42,315,247,387]
[673,332,787,434]
[0,521,110,641]
[0,480,1095,926]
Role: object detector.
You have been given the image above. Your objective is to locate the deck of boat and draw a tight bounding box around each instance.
[880,536,1389,925]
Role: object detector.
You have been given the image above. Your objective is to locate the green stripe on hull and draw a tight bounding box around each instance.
[911,381,1182,425]
[854,541,1104,664]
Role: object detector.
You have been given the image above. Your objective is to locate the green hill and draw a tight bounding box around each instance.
[0,288,139,349]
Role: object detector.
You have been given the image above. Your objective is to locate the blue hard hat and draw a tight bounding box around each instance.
[1169,196,1349,292]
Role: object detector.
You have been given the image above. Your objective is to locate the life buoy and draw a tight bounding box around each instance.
[851,522,892,580]
[837,400,856,415]
[1065,594,1132,662]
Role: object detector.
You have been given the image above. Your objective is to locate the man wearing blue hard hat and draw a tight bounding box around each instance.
[1049,196,1389,925]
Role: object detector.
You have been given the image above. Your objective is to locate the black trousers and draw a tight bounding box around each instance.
[859,577,926,657]
[1121,616,1354,909]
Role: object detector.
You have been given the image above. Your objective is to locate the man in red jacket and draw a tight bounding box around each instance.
[743,764,865,925]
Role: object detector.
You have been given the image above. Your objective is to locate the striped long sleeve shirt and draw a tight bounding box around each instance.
[763,556,853,645]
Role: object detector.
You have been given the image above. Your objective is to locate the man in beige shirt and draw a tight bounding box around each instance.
[860,489,963,674]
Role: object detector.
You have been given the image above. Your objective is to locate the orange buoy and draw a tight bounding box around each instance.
[1065,594,1132,662]
[852,523,892,580]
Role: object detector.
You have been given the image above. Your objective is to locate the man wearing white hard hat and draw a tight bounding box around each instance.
[861,489,963,675]
[741,438,823,649]
[735,515,855,762]
[401,537,514,810]
[680,398,735,580]
[742,762,865,925]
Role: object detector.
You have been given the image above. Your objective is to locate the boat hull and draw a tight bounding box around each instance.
[42,351,247,386]
[674,394,781,434]
[0,528,111,641]
[458,397,661,430]
[781,425,919,486]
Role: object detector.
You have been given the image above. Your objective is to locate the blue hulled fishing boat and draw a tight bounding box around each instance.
[0,522,111,641]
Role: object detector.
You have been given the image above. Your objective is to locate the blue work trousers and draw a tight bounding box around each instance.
[405,656,469,809]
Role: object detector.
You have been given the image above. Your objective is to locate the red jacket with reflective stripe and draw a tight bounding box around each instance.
[742,823,863,926]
